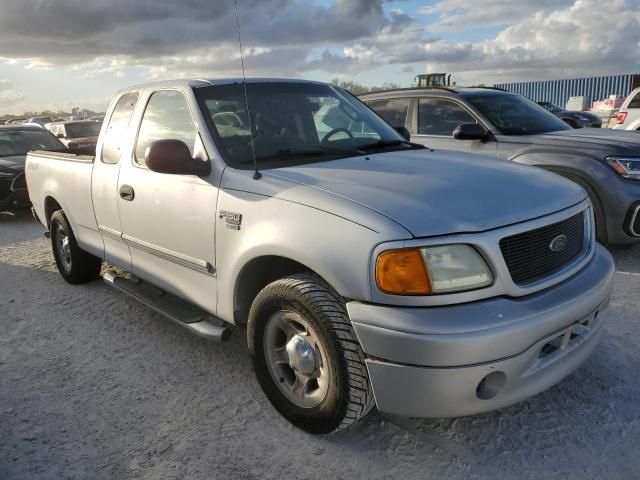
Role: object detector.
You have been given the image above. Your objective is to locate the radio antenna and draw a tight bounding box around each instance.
[233,0,261,180]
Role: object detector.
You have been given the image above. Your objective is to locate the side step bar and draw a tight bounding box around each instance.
[103,271,231,342]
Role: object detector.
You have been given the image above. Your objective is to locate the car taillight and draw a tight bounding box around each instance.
[616,111,628,124]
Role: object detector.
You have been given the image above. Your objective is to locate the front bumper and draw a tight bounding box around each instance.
[348,244,614,418]
[596,174,640,244]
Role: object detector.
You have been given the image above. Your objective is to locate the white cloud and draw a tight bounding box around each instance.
[416,0,640,83]
[0,81,25,110]
[419,0,573,32]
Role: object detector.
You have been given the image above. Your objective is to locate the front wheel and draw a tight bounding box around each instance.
[50,210,102,284]
[248,273,375,434]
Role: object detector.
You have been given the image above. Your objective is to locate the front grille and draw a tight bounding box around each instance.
[11,173,26,191]
[500,211,586,285]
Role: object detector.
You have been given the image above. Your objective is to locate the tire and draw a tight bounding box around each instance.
[247,273,375,434]
[50,209,102,284]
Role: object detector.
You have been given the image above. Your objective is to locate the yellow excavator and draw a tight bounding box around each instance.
[415,73,453,88]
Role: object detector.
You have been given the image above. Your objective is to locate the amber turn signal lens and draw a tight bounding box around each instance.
[375,248,432,295]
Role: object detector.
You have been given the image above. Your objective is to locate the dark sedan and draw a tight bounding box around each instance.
[0,126,65,212]
[536,101,602,128]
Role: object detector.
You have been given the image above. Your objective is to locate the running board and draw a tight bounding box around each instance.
[103,271,231,342]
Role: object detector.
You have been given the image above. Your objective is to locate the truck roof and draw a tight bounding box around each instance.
[116,77,328,95]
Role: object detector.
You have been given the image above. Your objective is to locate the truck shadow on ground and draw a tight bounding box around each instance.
[1,230,639,479]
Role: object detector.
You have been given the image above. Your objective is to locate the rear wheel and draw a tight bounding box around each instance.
[50,210,102,284]
[248,273,375,434]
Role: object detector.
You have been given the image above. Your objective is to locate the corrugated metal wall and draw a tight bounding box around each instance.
[495,74,640,109]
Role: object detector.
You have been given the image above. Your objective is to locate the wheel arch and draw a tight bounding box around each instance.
[233,255,328,327]
[44,195,64,229]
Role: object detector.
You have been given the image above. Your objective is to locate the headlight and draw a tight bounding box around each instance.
[375,245,493,295]
[606,157,640,180]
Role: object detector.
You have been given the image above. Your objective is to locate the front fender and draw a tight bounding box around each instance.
[215,188,403,324]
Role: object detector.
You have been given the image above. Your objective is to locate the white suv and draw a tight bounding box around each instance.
[614,87,640,131]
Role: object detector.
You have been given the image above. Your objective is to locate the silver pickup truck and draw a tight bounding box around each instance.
[27,79,615,434]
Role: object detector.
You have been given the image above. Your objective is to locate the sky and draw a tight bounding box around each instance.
[0,0,638,115]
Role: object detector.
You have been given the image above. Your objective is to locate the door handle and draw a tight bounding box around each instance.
[119,185,135,201]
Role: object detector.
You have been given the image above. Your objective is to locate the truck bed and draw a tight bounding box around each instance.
[26,149,103,258]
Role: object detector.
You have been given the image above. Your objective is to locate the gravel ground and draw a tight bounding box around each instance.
[1,208,639,480]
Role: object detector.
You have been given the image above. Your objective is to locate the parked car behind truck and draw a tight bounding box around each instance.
[362,87,640,245]
[27,79,614,433]
[536,101,602,128]
[614,87,640,131]
[46,120,102,155]
[0,125,65,212]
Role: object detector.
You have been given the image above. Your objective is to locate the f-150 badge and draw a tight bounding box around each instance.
[220,210,242,230]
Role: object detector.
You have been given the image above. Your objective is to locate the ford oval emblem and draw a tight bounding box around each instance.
[549,234,568,252]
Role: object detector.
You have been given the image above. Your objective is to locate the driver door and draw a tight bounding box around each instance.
[116,89,219,314]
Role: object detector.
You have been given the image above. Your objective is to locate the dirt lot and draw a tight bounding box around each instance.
[1,208,639,480]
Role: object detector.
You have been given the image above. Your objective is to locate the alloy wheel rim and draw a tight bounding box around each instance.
[55,225,72,273]
[263,310,329,409]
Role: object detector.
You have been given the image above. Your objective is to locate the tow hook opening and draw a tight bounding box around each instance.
[476,371,507,400]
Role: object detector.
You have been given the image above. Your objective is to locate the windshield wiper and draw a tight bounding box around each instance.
[356,139,413,151]
[257,145,363,162]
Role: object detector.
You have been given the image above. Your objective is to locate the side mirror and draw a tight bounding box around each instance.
[394,126,411,141]
[453,123,487,140]
[145,139,211,176]
[57,133,65,138]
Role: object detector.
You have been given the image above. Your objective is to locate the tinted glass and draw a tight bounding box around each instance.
[65,122,102,138]
[101,92,139,164]
[628,92,640,109]
[135,90,197,165]
[467,94,570,135]
[538,102,562,113]
[367,98,410,127]
[198,82,405,168]
[0,130,64,157]
[418,98,476,136]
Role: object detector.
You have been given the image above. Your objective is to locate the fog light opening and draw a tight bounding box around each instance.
[476,371,507,400]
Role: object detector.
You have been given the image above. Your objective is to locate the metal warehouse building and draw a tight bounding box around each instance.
[495,73,640,109]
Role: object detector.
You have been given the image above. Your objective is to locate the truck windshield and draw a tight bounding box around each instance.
[65,122,102,138]
[0,130,64,157]
[197,82,411,168]
[467,94,570,135]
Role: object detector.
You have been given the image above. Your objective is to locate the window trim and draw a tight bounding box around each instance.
[100,91,140,165]
[132,88,202,170]
[413,96,484,138]
[627,91,640,110]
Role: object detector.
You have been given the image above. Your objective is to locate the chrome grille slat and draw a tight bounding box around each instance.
[500,211,585,285]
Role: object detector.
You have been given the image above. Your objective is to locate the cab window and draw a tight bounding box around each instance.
[135,90,197,166]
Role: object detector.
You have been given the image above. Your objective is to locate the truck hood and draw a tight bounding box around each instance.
[0,155,26,174]
[260,149,586,238]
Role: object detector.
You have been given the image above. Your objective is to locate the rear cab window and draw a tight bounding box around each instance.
[101,92,139,164]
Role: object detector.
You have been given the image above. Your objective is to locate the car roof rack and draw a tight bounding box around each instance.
[464,86,508,92]
[361,86,459,96]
